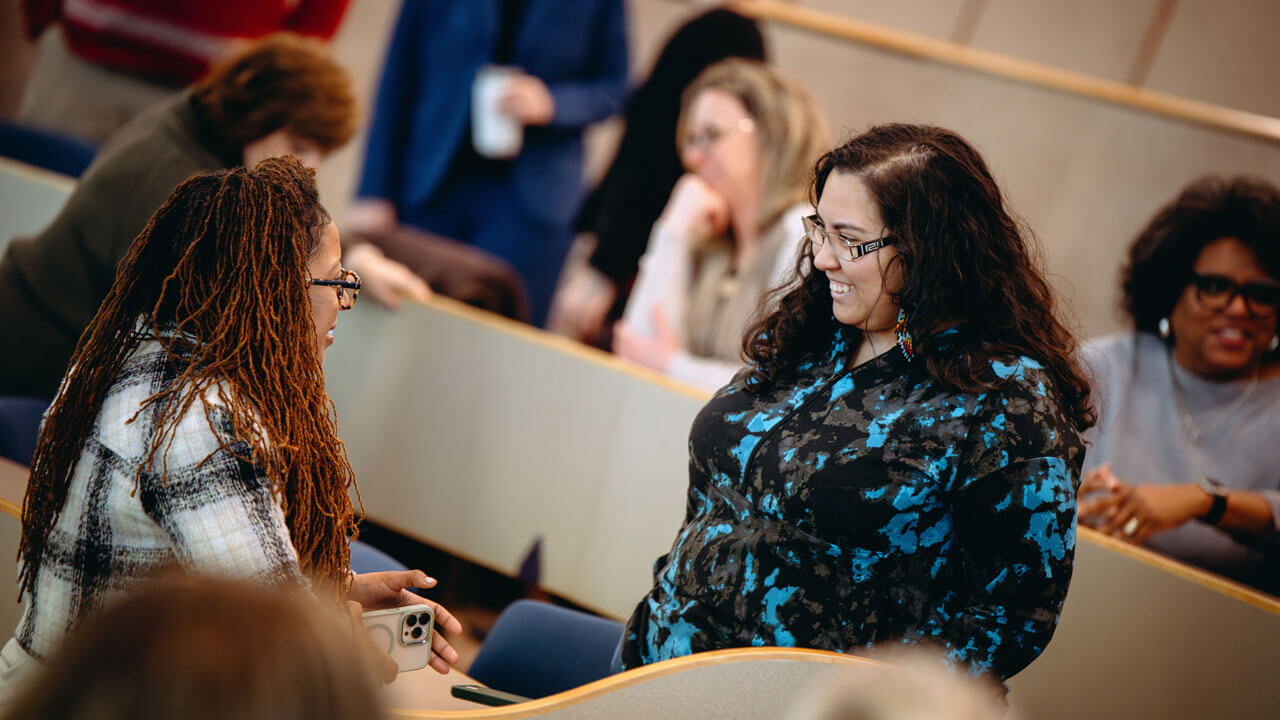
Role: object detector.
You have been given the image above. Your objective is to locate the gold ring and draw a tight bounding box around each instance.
[1122,517,1140,537]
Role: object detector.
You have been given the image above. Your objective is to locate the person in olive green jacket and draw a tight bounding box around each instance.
[0,33,428,398]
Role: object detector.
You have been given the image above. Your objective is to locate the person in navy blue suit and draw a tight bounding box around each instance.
[350,0,628,326]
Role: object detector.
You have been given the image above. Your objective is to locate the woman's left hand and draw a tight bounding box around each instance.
[349,570,465,674]
[343,243,432,310]
[1078,465,1207,544]
[613,307,679,373]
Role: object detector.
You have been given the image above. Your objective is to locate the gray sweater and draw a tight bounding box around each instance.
[1083,331,1280,593]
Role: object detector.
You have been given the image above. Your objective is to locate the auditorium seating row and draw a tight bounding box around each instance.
[5,37,1280,707]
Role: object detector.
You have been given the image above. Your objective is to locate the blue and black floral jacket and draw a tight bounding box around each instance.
[622,328,1084,681]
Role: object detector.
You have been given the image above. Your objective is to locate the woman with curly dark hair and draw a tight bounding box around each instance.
[0,157,460,691]
[621,123,1094,684]
[1079,176,1280,594]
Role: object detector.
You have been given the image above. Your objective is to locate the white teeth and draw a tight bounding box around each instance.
[829,281,851,294]
[1219,328,1243,340]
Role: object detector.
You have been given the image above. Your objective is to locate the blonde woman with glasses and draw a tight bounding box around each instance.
[613,59,829,391]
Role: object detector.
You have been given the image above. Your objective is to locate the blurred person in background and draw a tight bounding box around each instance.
[1080,175,1280,595]
[18,0,352,143]
[3,575,388,720]
[349,0,628,327]
[1,158,459,692]
[548,6,767,345]
[0,33,428,399]
[611,58,829,391]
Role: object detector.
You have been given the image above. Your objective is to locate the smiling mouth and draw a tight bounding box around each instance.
[1210,326,1250,347]
[829,280,851,297]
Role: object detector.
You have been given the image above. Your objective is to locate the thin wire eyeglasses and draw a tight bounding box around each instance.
[682,117,755,153]
[802,214,895,262]
[1189,272,1280,316]
[309,268,361,310]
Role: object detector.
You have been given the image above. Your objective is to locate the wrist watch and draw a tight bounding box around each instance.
[1198,477,1229,525]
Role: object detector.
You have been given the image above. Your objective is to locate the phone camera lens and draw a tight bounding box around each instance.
[412,627,424,639]
[405,615,418,627]
[417,613,431,625]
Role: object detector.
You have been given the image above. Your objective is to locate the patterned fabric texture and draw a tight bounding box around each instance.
[622,327,1084,681]
[16,334,306,661]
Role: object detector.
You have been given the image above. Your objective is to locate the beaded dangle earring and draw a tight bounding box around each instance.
[895,307,915,361]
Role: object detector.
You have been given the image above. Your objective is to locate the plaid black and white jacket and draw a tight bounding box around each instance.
[16,337,306,661]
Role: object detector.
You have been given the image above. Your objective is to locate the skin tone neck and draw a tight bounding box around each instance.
[853,323,899,367]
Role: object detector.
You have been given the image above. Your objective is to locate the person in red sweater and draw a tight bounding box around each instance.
[19,0,351,142]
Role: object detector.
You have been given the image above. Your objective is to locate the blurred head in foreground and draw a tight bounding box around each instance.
[787,648,1011,720]
[4,575,383,720]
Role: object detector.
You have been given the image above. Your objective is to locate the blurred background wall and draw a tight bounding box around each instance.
[5,0,1279,339]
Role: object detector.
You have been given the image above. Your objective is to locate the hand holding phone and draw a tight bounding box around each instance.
[361,604,435,673]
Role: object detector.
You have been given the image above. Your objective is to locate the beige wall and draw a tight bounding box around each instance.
[4,0,1272,339]
[318,0,1280,340]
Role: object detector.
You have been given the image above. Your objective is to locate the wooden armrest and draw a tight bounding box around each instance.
[389,647,880,719]
[0,457,28,520]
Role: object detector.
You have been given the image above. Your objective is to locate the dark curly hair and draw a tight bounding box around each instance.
[1121,175,1280,346]
[742,123,1094,433]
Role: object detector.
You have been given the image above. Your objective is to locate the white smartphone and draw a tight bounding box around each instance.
[361,604,435,673]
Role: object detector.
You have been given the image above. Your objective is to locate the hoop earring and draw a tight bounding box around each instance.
[1158,317,1171,340]
[895,307,915,361]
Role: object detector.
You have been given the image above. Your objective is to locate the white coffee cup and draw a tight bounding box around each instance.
[472,65,523,159]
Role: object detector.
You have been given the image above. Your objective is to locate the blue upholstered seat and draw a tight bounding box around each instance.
[467,599,623,699]
[0,396,50,466]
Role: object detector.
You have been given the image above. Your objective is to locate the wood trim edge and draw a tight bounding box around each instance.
[728,0,1280,145]
[1078,526,1280,613]
[0,156,78,191]
[388,647,881,719]
[394,295,713,403]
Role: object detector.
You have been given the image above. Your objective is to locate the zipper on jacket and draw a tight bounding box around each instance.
[740,367,855,484]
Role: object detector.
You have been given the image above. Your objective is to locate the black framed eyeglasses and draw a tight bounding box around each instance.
[802,214,894,262]
[1189,272,1280,316]
[309,268,361,310]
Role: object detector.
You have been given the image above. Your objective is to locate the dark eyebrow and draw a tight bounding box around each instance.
[830,222,870,234]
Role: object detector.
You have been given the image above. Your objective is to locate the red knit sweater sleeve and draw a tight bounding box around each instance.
[282,0,352,40]
[56,0,353,85]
